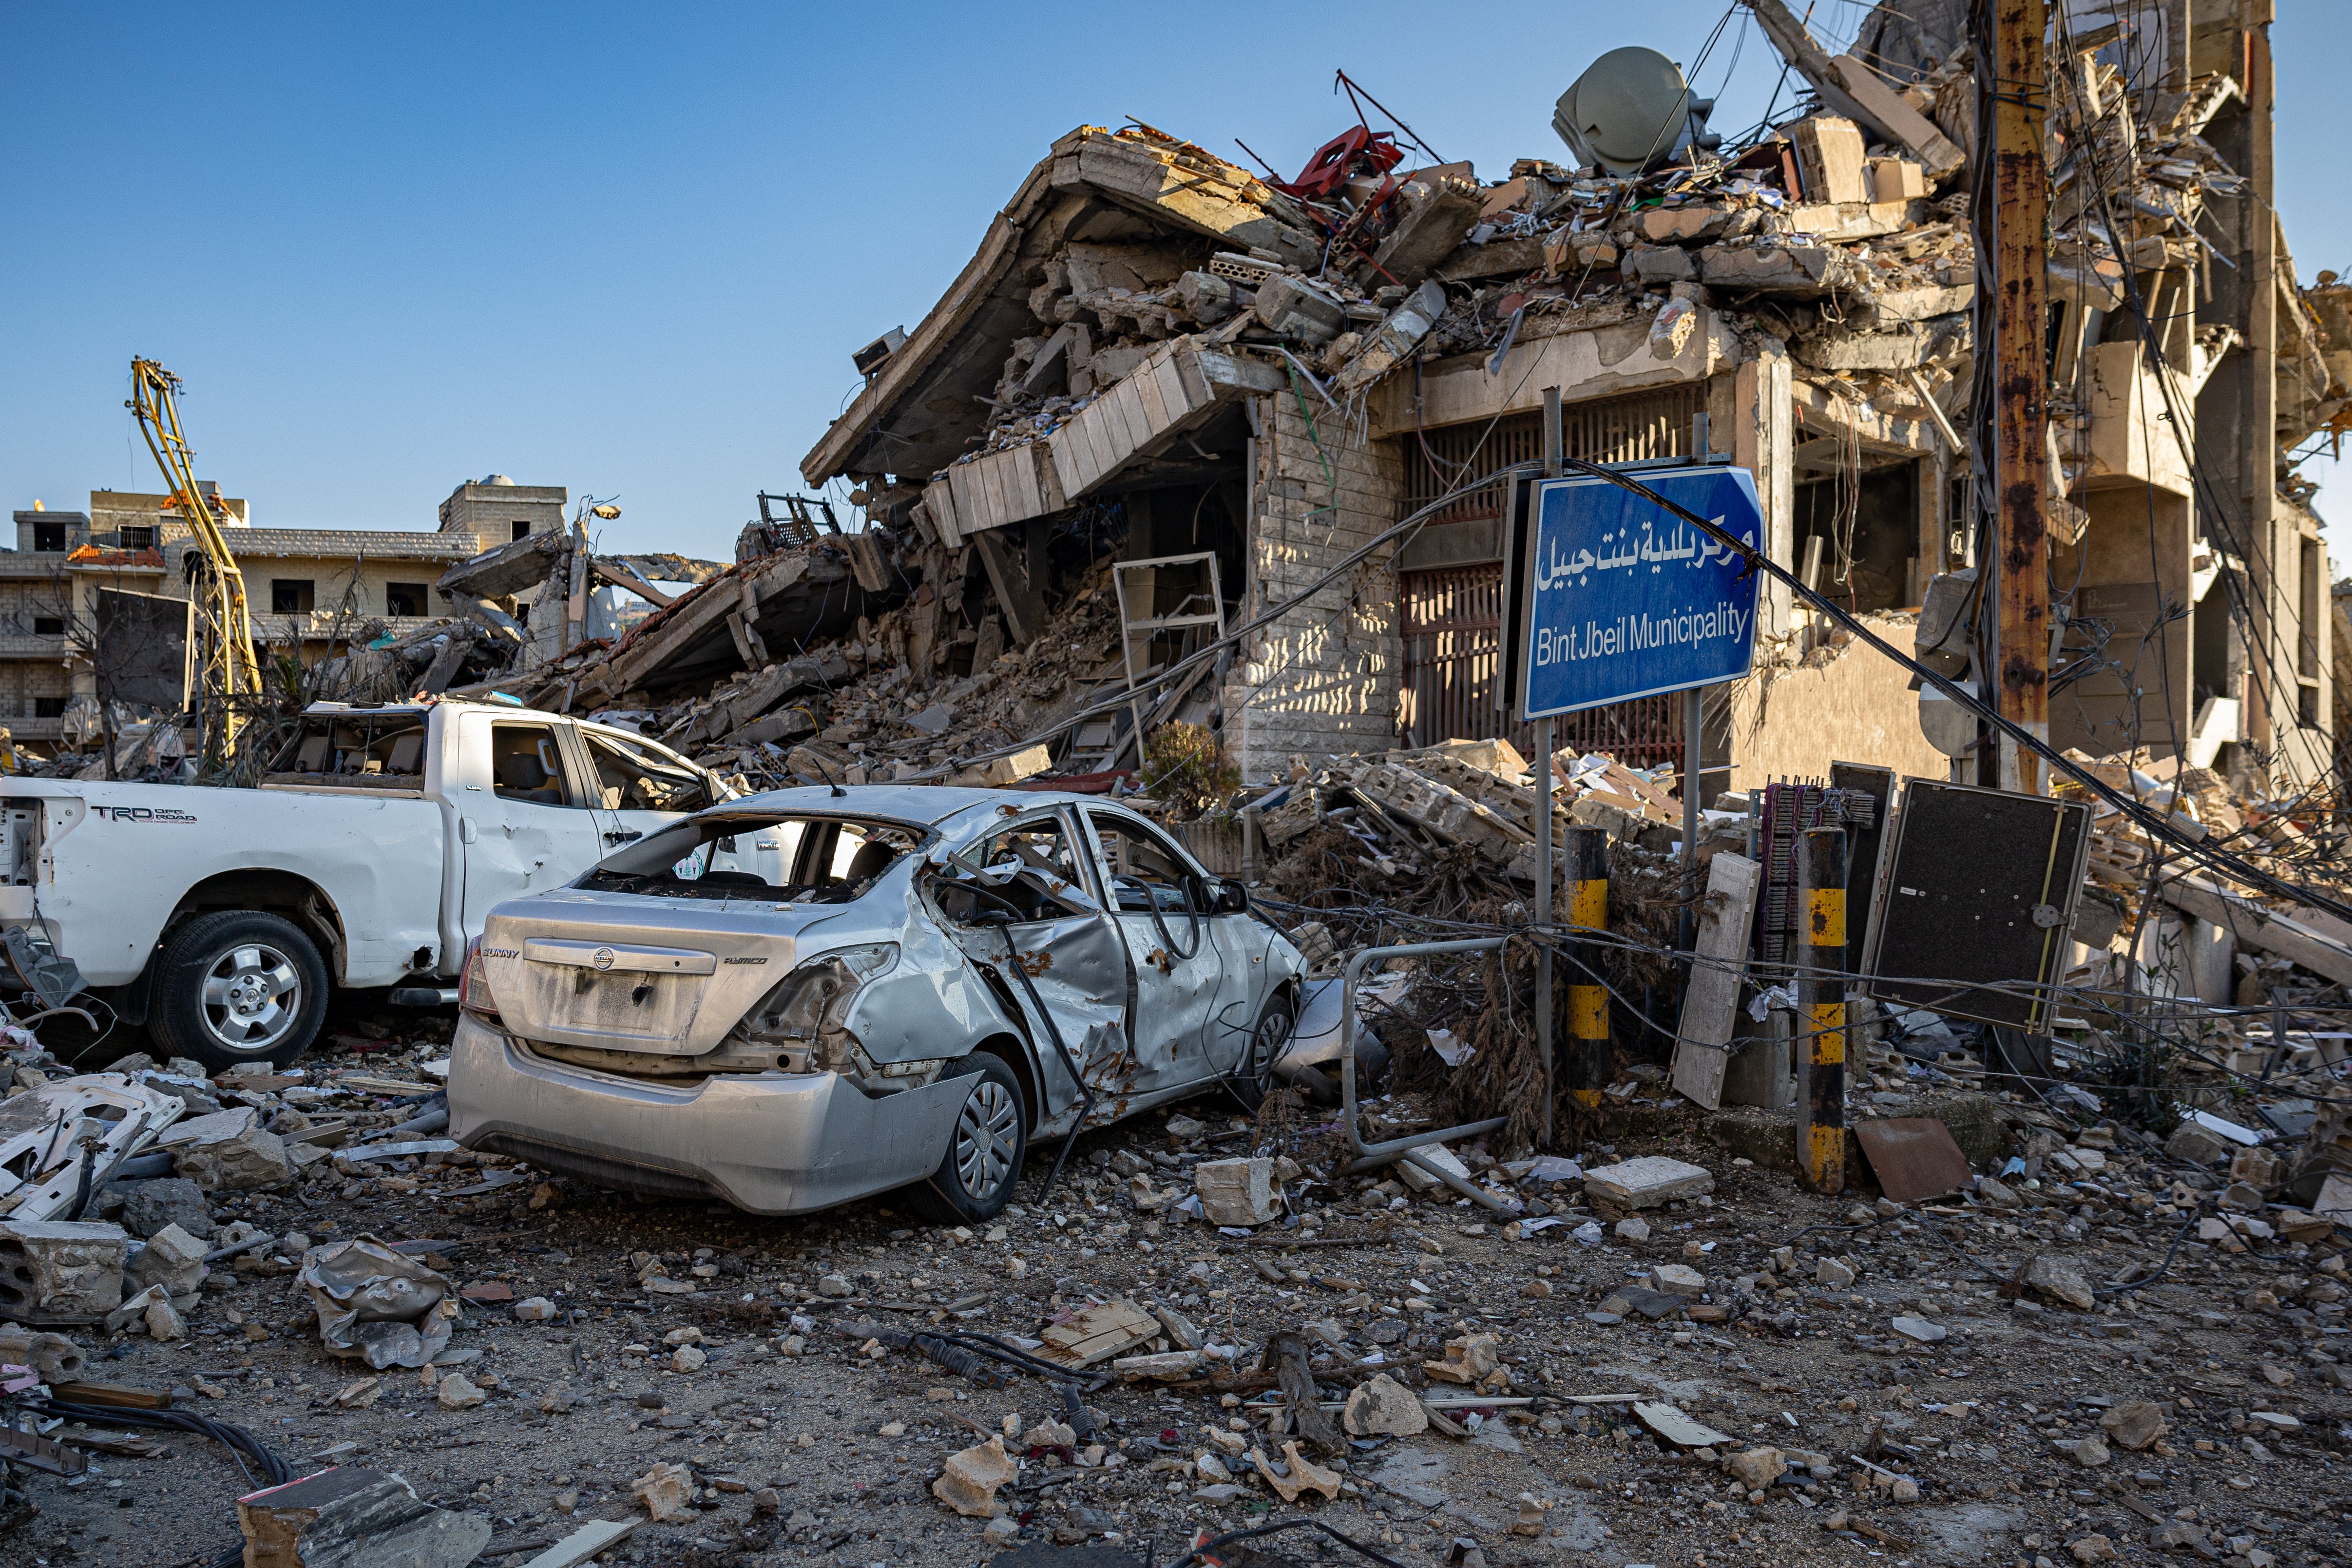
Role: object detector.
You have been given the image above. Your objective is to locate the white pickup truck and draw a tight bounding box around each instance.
[0,699,742,1071]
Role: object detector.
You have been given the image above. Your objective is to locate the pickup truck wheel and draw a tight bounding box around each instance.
[148,911,328,1072]
[911,1054,1026,1224]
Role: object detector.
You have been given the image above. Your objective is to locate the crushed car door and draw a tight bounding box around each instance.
[1083,807,1228,1084]
[459,716,608,936]
[931,808,1136,1120]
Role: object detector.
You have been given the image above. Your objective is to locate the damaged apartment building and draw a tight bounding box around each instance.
[785,0,2339,796]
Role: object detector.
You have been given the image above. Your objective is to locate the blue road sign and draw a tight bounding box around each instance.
[1519,463,1763,721]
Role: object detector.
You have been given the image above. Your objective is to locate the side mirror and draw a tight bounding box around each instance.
[1211,880,1249,915]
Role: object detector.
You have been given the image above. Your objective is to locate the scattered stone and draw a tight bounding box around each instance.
[1194,1157,1279,1226]
[2062,1434,2110,1468]
[1583,1156,1714,1209]
[933,1435,1017,1517]
[1251,1439,1342,1503]
[126,1222,208,1298]
[1613,1216,1651,1243]
[113,1178,216,1241]
[512,1297,558,1321]
[2069,1533,2117,1562]
[669,1344,706,1373]
[0,1220,128,1320]
[2100,1401,2166,1451]
[1423,1332,1501,1385]
[631,1461,695,1522]
[2022,1255,2096,1310]
[1726,1447,1786,1489]
[1343,1373,1429,1437]
[1891,1316,1947,1343]
[1816,1257,1856,1288]
[435,1372,486,1410]
[173,1117,292,1191]
[1647,1263,1707,1298]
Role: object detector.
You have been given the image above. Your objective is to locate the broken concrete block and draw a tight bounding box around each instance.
[2022,1255,2096,1310]
[2063,1433,2110,1468]
[1423,1332,1501,1385]
[949,744,1053,788]
[932,1435,1016,1517]
[1891,1317,1947,1344]
[513,1297,557,1321]
[2100,1400,2167,1451]
[1396,1144,1473,1193]
[1646,1264,1706,1299]
[0,1326,86,1381]
[0,1220,129,1320]
[1790,115,1870,204]
[1253,273,1346,346]
[1343,1373,1428,1436]
[238,1467,493,1568]
[2165,1121,2228,1166]
[1584,1156,1714,1209]
[113,1177,216,1241]
[2230,1146,2280,1187]
[1816,1257,1855,1287]
[1725,1446,1786,1489]
[124,1222,207,1299]
[1194,1157,1279,1226]
[631,1461,695,1522]
[1251,1438,1342,1503]
[435,1371,486,1409]
[173,1118,291,1191]
[1614,1216,1651,1242]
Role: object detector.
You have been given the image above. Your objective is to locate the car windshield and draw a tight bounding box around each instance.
[577,812,926,903]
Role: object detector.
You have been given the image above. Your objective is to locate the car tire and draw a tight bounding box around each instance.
[1229,992,1296,1111]
[912,1053,1028,1224]
[146,910,329,1073]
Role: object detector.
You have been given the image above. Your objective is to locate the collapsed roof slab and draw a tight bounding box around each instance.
[799,127,1318,490]
[601,547,888,698]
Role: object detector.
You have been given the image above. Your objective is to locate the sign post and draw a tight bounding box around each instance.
[1517,461,1763,1104]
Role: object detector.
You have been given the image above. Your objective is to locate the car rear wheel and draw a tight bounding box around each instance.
[1229,992,1295,1111]
[147,910,328,1073]
[912,1053,1027,1224]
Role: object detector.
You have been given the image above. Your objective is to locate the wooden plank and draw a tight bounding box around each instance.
[519,1517,647,1568]
[1672,852,1761,1111]
[2158,877,2352,988]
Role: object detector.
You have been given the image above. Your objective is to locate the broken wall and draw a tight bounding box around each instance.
[1725,616,1949,790]
[1221,391,1404,777]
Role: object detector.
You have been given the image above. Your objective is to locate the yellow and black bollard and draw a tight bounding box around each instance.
[1565,825,1610,1107]
[1797,826,1848,1193]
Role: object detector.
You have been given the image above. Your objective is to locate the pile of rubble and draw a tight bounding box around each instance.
[10,1009,2352,1568]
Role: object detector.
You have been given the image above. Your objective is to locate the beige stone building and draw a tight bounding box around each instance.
[0,477,565,746]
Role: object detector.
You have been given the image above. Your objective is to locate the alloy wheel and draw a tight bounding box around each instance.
[954,1079,1020,1201]
[199,942,305,1052]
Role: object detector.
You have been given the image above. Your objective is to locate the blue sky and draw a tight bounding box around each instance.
[4,3,2346,565]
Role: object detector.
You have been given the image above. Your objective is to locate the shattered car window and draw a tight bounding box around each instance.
[931,814,1100,923]
[579,813,921,903]
[582,729,712,812]
[1090,815,1199,913]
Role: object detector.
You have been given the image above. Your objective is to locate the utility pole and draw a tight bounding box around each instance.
[1988,0,2051,792]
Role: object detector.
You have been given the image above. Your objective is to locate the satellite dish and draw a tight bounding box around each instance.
[1553,46,1720,176]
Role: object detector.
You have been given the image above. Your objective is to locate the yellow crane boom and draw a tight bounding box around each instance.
[126,359,263,764]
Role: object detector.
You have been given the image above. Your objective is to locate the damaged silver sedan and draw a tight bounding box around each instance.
[446,785,1303,1220]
